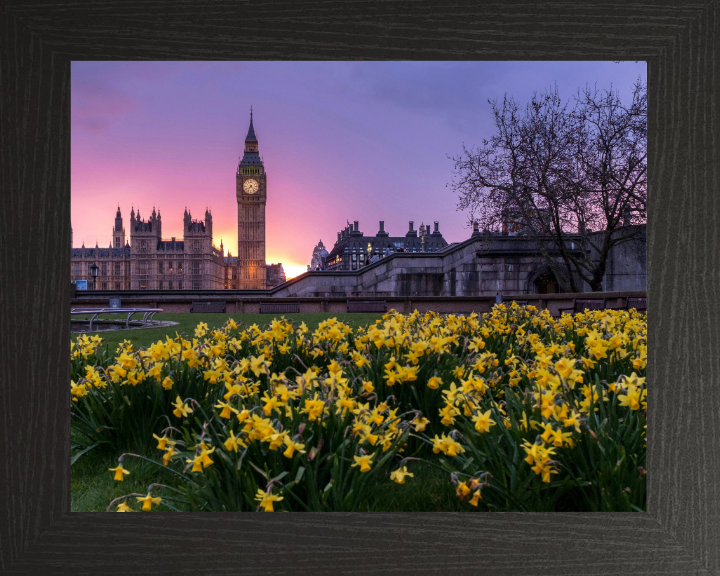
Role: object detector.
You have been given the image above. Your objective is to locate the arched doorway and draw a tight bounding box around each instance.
[527,263,563,294]
[534,270,559,294]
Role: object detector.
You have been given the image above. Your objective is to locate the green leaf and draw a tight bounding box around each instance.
[70,442,106,466]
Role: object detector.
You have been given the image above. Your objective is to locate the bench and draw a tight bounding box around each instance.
[557,298,608,315]
[622,296,647,313]
[259,302,300,314]
[347,300,387,313]
[70,308,162,331]
[191,301,226,313]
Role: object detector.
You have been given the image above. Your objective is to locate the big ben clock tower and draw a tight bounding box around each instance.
[236,108,267,289]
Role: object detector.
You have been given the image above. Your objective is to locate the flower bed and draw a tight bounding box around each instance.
[70,303,647,512]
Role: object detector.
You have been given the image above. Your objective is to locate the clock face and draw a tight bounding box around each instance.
[243,179,259,194]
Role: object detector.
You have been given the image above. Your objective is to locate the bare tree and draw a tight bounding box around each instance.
[449,80,647,292]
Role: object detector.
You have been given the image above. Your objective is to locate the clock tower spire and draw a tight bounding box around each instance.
[236,108,267,289]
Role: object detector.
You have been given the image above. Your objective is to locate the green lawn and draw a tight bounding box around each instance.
[73,446,465,513]
[71,312,384,352]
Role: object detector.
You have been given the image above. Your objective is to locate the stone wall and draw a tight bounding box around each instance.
[272,231,646,298]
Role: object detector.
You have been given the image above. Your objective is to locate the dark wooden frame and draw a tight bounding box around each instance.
[1,1,717,574]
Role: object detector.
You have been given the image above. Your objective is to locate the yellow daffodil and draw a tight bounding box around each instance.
[172,396,192,418]
[254,489,283,512]
[352,454,374,473]
[413,417,430,431]
[471,409,496,433]
[390,466,414,484]
[136,494,162,511]
[108,464,130,481]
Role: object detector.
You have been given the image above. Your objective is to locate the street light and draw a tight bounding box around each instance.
[367,243,372,266]
[90,263,98,290]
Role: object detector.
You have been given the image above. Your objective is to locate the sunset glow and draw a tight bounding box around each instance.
[71,61,646,278]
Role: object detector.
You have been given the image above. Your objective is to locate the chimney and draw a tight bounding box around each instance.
[472,221,480,237]
[379,221,384,233]
[409,221,414,232]
[337,232,341,242]
[434,221,439,234]
[354,221,359,232]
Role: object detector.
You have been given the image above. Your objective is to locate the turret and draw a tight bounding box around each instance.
[205,207,212,237]
[113,205,126,248]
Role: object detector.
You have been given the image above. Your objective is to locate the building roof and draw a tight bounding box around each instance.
[157,240,185,251]
[71,246,130,258]
[325,232,448,261]
[186,220,206,233]
[239,150,263,167]
[245,109,258,142]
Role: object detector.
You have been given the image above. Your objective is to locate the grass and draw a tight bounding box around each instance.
[72,447,189,512]
[72,445,465,512]
[70,312,384,352]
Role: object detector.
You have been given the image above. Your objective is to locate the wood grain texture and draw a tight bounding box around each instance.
[1,1,718,574]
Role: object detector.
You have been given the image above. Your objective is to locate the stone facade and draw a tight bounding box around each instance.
[267,263,287,288]
[272,225,646,298]
[324,220,449,270]
[308,240,328,271]
[71,112,284,291]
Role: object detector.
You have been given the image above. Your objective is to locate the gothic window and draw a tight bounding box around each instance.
[140,260,148,275]
[140,282,147,290]
[169,261,173,274]
[115,283,120,290]
[193,240,200,252]
[158,261,164,273]
[159,281,163,289]
[115,238,120,248]
[178,281,183,290]
[141,240,147,251]
[101,263,107,276]
[192,261,200,275]
[193,280,201,290]
[232,269,237,280]
[168,281,173,290]
[115,263,121,276]
[73,263,80,276]
[101,282,107,290]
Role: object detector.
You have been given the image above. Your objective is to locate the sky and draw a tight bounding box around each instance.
[71,61,646,279]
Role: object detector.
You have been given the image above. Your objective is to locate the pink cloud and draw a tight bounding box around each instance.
[72,83,137,133]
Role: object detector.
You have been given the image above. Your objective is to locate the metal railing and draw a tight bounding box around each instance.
[70,308,163,331]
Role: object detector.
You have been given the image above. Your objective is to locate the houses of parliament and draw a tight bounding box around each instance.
[70,112,285,291]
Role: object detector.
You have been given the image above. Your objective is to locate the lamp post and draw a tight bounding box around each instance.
[367,243,372,265]
[90,263,98,290]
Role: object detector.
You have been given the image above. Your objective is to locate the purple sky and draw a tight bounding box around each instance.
[71,61,646,278]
